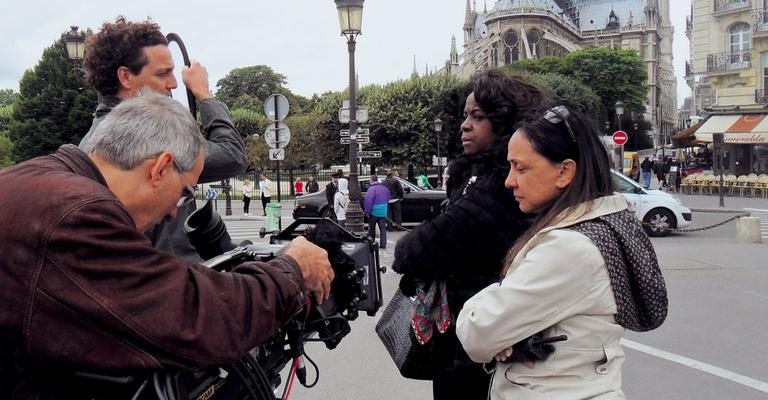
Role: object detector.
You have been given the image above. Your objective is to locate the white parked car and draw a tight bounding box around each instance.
[612,171,693,237]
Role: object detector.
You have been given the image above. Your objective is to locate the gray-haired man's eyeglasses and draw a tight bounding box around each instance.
[543,106,576,143]
[171,159,198,208]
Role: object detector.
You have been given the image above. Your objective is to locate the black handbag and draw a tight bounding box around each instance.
[375,289,433,380]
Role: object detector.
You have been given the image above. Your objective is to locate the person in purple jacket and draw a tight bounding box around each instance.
[364,174,391,249]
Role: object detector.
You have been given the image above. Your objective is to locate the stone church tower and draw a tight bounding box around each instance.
[447,0,677,144]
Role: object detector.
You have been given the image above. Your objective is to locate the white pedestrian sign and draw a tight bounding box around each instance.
[269,148,285,161]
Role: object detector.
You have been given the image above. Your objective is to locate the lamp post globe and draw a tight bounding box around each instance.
[433,117,443,183]
[64,26,86,61]
[334,0,365,234]
[614,100,625,131]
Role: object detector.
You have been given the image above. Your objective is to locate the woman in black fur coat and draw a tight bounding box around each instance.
[392,69,541,400]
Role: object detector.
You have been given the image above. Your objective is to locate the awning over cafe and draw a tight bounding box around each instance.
[693,114,768,144]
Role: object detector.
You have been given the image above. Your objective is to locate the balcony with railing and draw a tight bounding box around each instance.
[706,51,751,72]
[753,10,768,33]
[714,0,751,15]
[756,89,768,104]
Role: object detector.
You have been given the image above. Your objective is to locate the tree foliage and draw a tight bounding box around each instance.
[215,65,288,108]
[521,72,603,122]
[508,47,648,124]
[7,37,96,162]
[0,89,19,107]
[311,74,468,170]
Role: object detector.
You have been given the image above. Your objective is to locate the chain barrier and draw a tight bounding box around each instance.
[643,211,751,233]
[386,208,753,235]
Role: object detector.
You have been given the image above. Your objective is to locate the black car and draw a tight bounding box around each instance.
[292,177,447,224]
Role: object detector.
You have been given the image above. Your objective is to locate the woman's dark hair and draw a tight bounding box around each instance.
[84,16,168,96]
[503,104,615,272]
[470,69,543,137]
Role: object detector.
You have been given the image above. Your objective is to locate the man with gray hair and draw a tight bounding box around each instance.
[0,92,334,399]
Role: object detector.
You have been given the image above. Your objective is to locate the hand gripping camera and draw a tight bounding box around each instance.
[176,211,385,400]
[75,202,384,400]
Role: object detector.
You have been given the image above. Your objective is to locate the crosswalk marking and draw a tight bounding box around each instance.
[744,208,768,240]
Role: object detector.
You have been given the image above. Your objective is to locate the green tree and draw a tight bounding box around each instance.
[0,89,19,107]
[7,36,96,162]
[563,48,648,118]
[508,47,648,125]
[522,72,603,122]
[215,65,288,107]
[310,75,468,169]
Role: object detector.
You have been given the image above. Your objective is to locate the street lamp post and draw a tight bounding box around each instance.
[614,101,625,171]
[64,26,86,62]
[433,117,443,185]
[614,101,625,131]
[335,0,365,234]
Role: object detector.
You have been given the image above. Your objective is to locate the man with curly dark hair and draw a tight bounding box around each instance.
[79,17,246,261]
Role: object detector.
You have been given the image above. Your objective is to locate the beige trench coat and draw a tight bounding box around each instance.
[457,194,631,400]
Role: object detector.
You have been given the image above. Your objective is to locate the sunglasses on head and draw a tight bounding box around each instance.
[543,106,576,143]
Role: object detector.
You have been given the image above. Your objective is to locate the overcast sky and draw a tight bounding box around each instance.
[0,0,692,105]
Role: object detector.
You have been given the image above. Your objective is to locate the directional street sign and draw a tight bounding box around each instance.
[340,136,370,145]
[264,94,289,121]
[268,148,285,161]
[338,106,368,124]
[340,128,369,137]
[432,156,448,166]
[358,150,382,158]
[264,122,291,149]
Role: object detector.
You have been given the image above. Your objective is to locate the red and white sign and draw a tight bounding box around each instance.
[612,130,628,145]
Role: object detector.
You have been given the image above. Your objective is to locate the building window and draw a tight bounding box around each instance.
[729,22,751,64]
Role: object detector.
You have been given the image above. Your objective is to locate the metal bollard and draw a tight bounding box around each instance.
[736,216,762,243]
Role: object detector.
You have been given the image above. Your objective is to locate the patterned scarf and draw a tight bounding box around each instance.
[569,209,668,332]
[411,281,452,345]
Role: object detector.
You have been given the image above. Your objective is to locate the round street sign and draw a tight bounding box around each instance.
[612,130,628,145]
[264,94,289,121]
[264,122,291,149]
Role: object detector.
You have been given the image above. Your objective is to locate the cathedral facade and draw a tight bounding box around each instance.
[446,0,677,146]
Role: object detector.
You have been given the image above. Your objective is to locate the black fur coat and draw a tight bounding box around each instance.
[393,137,530,315]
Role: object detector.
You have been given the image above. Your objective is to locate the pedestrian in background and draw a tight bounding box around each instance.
[417,172,433,189]
[306,176,319,193]
[259,173,272,216]
[325,172,339,211]
[294,177,304,197]
[242,179,253,216]
[654,157,667,188]
[457,105,667,399]
[334,177,349,227]
[364,175,390,249]
[383,171,404,230]
[640,156,653,189]
[393,69,537,400]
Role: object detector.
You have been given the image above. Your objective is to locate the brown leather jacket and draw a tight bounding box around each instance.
[0,145,307,399]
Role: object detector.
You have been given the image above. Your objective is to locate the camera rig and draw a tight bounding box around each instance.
[76,214,384,400]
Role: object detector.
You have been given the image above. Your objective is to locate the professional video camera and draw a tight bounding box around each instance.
[76,200,384,400]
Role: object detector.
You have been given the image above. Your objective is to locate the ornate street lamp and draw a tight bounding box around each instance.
[433,117,443,185]
[614,100,625,131]
[64,26,86,61]
[334,0,365,234]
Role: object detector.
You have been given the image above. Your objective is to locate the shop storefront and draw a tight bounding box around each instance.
[674,113,768,175]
